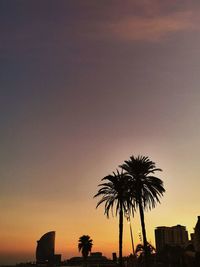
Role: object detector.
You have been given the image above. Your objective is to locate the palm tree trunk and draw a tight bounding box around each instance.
[119,205,123,267]
[138,200,148,267]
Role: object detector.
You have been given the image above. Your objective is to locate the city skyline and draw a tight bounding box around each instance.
[1,217,197,265]
[1,0,200,265]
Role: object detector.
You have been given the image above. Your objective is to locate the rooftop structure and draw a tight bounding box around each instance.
[67,252,115,266]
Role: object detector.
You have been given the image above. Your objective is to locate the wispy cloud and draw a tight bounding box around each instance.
[108,10,198,42]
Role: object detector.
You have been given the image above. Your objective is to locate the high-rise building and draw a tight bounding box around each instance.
[155,225,189,252]
[193,216,200,252]
[36,231,61,264]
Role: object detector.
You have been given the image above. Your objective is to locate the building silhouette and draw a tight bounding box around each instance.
[194,216,200,252]
[155,224,189,252]
[189,216,200,253]
[36,231,61,265]
[66,252,115,266]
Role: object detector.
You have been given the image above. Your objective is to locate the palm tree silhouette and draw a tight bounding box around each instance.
[135,242,156,266]
[120,155,165,267]
[78,235,93,267]
[94,170,134,267]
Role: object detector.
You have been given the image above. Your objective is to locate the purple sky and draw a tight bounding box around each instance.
[1,0,200,264]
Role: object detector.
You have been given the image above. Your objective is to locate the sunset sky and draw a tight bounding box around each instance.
[1,0,200,264]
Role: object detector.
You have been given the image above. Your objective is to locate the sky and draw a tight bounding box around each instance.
[1,0,200,264]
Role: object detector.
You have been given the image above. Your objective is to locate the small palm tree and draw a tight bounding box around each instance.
[135,242,156,258]
[135,242,156,267]
[120,155,165,267]
[78,235,93,267]
[94,170,134,267]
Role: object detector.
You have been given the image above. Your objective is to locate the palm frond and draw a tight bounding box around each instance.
[120,155,165,211]
[94,170,134,218]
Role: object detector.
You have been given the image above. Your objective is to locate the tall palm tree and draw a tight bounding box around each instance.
[78,235,93,267]
[120,155,165,267]
[94,170,134,267]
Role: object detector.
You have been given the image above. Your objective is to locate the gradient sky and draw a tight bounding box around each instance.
[1,0,200,264]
